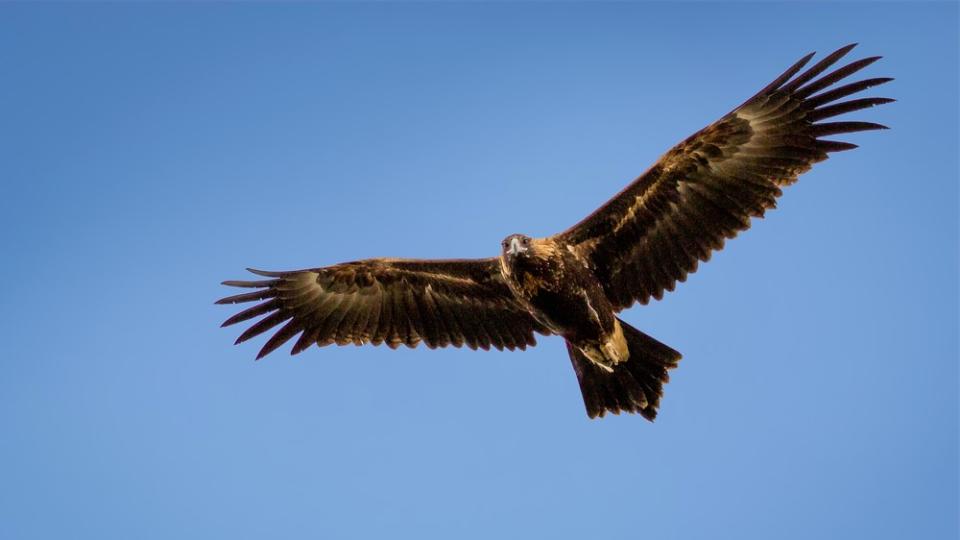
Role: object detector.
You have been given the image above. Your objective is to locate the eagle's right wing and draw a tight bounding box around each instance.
[218,258,549,359]
[555,44,893,310]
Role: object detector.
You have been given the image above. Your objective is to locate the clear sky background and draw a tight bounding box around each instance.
[1,3,956,539]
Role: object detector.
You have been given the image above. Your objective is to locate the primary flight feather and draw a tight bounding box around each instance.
[218,44,892,420]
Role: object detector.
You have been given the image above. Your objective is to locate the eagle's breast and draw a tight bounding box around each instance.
[500,238,618,350]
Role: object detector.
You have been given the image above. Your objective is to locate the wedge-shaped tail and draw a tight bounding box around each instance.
[568,319,681,420]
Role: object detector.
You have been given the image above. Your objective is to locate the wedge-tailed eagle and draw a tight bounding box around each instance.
[218,44,891,419]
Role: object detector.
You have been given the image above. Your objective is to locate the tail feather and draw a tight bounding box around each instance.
[568,319,681,420]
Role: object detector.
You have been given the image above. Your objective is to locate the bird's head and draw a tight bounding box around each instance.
[501,233,533,259]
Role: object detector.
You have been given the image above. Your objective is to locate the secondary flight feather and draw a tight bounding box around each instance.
[218,44,892,420]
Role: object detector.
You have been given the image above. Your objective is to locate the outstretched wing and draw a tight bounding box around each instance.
[218,258,549,359]
[556,44,893,310]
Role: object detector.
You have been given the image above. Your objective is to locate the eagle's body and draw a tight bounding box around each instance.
[499,235,627,370]
[218,45,892,419]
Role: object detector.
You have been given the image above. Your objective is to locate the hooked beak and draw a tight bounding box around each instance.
[507,237,525,256]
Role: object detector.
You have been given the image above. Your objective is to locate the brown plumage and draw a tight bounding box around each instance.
[557,44,892,310]
[219,44,891,420]
[219,260,545,357]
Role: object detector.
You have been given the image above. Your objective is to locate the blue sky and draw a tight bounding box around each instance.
[1,3,956,539]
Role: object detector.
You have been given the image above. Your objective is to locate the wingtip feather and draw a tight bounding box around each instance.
[834,43,858,57]
[247,268,286,277]
[754,51,816,96]
[221,279,279,289]
[815,140,859,152]
[781,43,861,92]
[795,56,885,99]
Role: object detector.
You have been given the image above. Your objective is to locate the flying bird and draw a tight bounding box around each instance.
[218,44,891,420]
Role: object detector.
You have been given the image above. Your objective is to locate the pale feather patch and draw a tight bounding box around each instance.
[603,319,629,364]
[612,174,669,235]
[581,290,601,324]
[578,319,628,371]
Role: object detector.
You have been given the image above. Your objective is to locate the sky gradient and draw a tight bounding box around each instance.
[1,3,957,539]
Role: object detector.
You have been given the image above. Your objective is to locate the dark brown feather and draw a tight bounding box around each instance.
[778,43,857,93]
[805,97,895,122]
[794,56,882,99]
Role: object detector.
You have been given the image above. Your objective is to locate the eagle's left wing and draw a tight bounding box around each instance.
[555,44,893,310]
[218,258,549,359]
